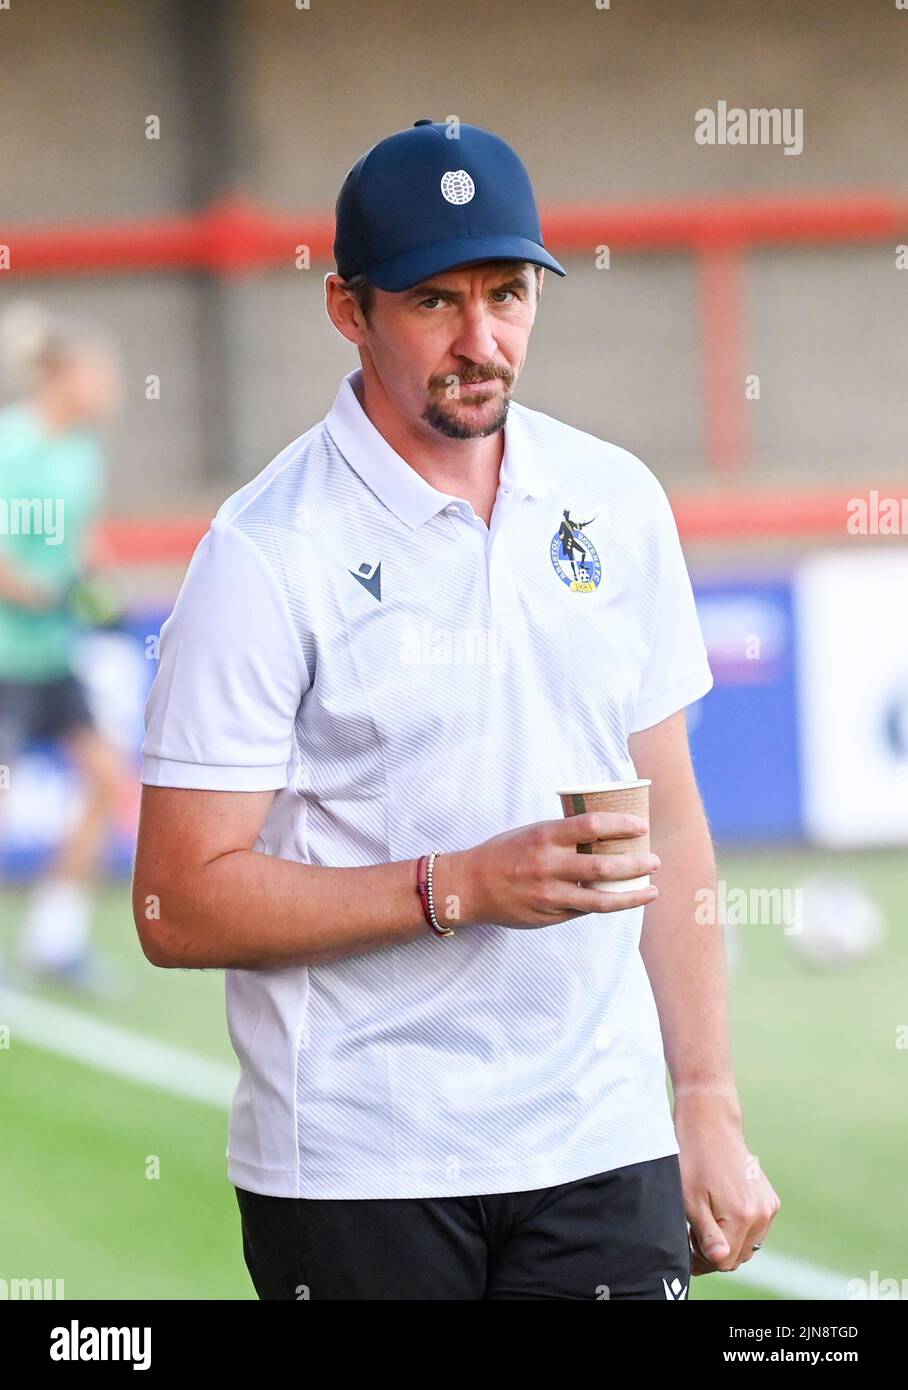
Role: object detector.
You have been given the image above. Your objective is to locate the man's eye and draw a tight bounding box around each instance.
[419,290,520,309]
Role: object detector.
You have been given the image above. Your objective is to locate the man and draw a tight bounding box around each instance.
[134,119,779,1300]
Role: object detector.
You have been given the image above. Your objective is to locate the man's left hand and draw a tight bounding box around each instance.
[674,1088,782,1276]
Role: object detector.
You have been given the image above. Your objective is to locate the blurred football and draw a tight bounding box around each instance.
[788,875,885,969]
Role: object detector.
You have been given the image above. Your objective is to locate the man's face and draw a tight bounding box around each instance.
[353,261,540,440]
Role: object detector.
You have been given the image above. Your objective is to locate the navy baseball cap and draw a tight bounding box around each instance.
[334,119,567,292]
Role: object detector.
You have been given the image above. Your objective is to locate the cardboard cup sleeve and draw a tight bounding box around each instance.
[557,780,652,893]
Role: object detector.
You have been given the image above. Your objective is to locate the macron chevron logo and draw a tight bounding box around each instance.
[350,560,382,602]
[663,1276,688,1300]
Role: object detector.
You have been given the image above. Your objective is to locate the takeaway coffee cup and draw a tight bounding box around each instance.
[556,779,652,892]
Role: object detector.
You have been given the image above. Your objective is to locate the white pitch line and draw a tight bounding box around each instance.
[0,986,864,1301]
[725,1249,861,1300]
[0,986,236,1109]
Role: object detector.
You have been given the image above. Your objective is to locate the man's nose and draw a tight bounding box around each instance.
[449,307,499,363]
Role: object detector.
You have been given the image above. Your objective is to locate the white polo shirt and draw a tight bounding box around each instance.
[141,366,713,1200]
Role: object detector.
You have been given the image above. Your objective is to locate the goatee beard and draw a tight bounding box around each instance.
[422,393,510,440]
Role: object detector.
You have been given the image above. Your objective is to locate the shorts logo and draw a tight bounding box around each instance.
[550,508,602,592]
[440,170,475,205]
[663,1276,688,1300]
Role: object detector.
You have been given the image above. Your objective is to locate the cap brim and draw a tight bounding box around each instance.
[359,236,567,292]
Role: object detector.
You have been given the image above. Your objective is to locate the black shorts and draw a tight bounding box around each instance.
[235,1154,692,1301]
[0,674,94,760]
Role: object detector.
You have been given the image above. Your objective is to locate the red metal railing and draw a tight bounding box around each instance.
[90,485,908,567]
[5,188,906,537]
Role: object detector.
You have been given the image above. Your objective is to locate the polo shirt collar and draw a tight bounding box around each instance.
[324,367,549,530]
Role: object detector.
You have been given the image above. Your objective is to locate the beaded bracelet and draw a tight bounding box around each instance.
[416,851,455,938]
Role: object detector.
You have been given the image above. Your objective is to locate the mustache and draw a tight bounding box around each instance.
[433,371,512,388]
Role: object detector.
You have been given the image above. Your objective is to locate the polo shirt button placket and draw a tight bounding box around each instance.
[444,502,499,608]
[484,508,506,609]
[486,510,513,620]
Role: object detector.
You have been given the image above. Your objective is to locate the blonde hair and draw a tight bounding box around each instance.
[0,300,109,395]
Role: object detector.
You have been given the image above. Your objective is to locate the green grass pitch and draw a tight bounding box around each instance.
[1,846,905,1300]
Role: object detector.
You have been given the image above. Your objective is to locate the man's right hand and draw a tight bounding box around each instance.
[435,812,660,930]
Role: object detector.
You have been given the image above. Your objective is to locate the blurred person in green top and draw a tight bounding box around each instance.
[0,300,126,989]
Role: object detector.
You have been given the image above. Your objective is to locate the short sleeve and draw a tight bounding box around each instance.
[627,475,713,734]
[141,519,310,790]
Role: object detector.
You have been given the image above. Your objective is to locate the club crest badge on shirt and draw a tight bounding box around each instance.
[550,508,602,592]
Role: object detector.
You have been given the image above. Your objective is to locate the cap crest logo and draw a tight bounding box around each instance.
[440,170,475,205]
